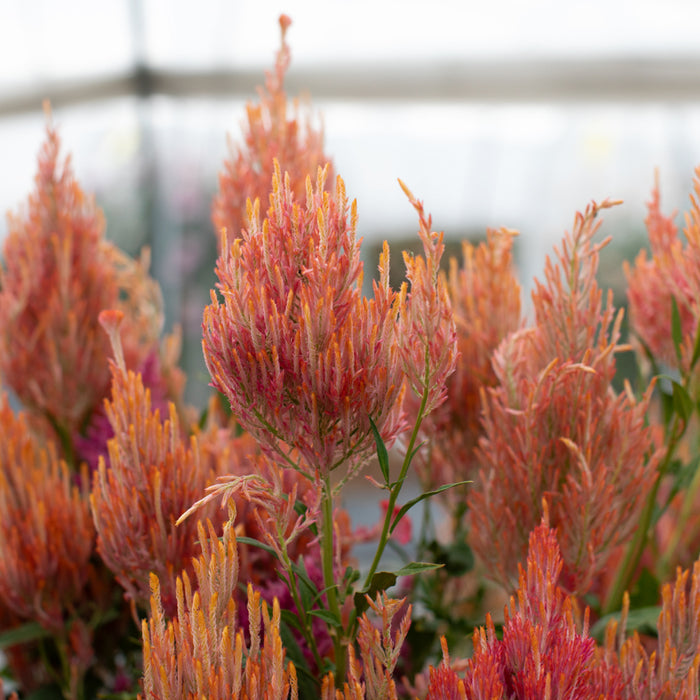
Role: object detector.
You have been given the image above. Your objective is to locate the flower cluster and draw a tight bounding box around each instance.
[212,14,333,250]
[4,14,700,700]
[469,201,659,596]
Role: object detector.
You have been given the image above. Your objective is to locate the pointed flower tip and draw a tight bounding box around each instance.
[397,178,414,202]
[279,14,292,35]
[98,309,127,372]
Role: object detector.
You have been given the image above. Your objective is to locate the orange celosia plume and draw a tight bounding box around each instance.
[91,353,222,616]
[0,394,94,632]
[416,227,521,495]
[0,121,164,462]
[626,169,700,375]
[212,14,333,250]
[141,517,298,700]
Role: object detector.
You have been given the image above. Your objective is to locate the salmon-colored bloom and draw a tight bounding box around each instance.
[204,162,405,479]
[396,181,458,418]
[469,202,658,596]
[141,517,298,700]
[0,394,94,633]
[426,522,626,700]
[212,14,332,250]
[0,122,165,462]
[416,228,521,495]
[604,560,700,699]
[626,170,700,374]
[321,594,411,700]
[91,357,221,616]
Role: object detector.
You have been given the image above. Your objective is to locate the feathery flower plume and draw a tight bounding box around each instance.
[425,521,625,700]
[396,181,458,417]
[141,516,298,700]
[321,594,411,700]
[0,393,99,696]
[91,330,221,616]
[0,393,94,633]
[204,161,404,479]
[0,120,166,466]
[469,202,658,595]
[604,561,700,699]
[212,14,332,249]
[625,170,700,374]
[416,228,520,494]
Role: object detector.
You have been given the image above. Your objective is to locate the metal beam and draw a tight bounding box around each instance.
[1,55,699,117]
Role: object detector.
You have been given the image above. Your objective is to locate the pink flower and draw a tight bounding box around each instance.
[626,170,700,375]
[469,201,658,596]
[204,162,405,479]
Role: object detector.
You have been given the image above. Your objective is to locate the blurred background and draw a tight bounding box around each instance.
[1,0,700,408]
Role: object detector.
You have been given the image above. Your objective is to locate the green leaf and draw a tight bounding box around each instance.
[629,567,660,609]
[308,609,342,628]
[393,561,443,577]
[672,379,694,423]
[280,608,304,633]
[25,685,64,700]
[390,481,471,536]
[369,416,390,486]
[428,539,474,576]
[354,571,397,615]
[671,296,684,366]
[235,535,279,559]
[690,321,700,371]
[590,605,660,642]
[0,621,51,649]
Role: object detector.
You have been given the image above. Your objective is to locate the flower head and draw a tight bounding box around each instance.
[416,227,521,495]
[469,201,658,596]
[212,14,332,250]
[0,393,94,632]
[91,361,222,616]
[204,162,405,479]
[141,517,298,700]
[625,169,700,376]
[0,121,164,458]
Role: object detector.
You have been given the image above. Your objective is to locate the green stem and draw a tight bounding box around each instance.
[279,541,324,676]
[362,378,429,592]
[602,413,684,615]
[321,474,345,684]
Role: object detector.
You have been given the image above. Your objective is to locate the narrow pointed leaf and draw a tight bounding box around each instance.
[389,480,471,536]
[369,416,390,485]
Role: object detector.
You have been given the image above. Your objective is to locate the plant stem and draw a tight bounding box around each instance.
[362,375,429,591]
[321,474,345,684]
[603,413,683,615]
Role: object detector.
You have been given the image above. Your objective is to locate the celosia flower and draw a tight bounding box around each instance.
[425,521,626,700]
[396,181,458,418]
[0,392,100,696]
[415,227,521,496]
[0,393,94,633]
[469,201,658,596]
[141,517,298,700]
[212,14,333,250]
[0,120,166,464]
[204,161,405,479]
[625,170,700,374]
[91,341,222,616]
[604,562,700,699]
[321,593,411,700]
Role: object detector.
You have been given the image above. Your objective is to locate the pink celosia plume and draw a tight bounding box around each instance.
[469,201,658,596]
[204,162,405,479]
